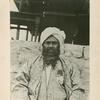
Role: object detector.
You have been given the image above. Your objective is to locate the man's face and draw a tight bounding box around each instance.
[42,35,60,65]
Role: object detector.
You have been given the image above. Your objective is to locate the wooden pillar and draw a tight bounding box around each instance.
[34,17,40,42]
[31,34,33,41]
[16,25,20,40]
[26,29,28,41]
[29,25,34,41]
[72,14,79,44]
[19,0,23,11]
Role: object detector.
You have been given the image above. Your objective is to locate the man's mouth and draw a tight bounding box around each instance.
[47,49,55,55]
[42,47,60,57]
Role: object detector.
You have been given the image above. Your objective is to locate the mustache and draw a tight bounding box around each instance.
[43,47,57,53]
[42,47,60,57]
[46,47,56,52]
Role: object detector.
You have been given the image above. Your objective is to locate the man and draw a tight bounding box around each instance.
[11,27,85,100]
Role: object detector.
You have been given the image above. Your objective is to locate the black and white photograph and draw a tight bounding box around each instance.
[10,0,89,100]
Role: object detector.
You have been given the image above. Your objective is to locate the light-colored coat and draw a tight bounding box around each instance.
[11,55,85,100]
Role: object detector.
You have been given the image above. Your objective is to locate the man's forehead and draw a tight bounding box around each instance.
[45,35,58,42]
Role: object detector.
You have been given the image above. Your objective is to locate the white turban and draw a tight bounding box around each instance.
[40,27,66,55]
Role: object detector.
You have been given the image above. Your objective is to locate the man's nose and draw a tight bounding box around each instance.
[48,43,53,47]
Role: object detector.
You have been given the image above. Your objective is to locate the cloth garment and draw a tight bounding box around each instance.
[46,65,52,85]
[11,55,85,100]
[11,27,85,100]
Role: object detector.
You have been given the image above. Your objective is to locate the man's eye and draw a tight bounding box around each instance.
[53,42,57,45]
[45,42,50,45]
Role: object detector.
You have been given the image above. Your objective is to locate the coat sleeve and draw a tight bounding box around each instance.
[69,62,86,100]
[11,61,31,100]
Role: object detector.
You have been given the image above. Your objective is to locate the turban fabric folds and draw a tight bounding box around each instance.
[40,27,66,55]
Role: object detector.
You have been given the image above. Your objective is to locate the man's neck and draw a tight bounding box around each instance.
[43,56,59,69]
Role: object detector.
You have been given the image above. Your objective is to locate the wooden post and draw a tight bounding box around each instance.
[31,34,33,41]
[29,25,34,41]
[26,29,28,41]
[34,17,40,42]
[16,25,20,40]
[19,0,23,11]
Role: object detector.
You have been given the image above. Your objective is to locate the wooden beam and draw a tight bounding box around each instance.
[45,11,88,17]
[10,26,28,30]
[11,17,35,23]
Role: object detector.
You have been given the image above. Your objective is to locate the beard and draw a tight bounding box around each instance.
[42,46,60,67]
